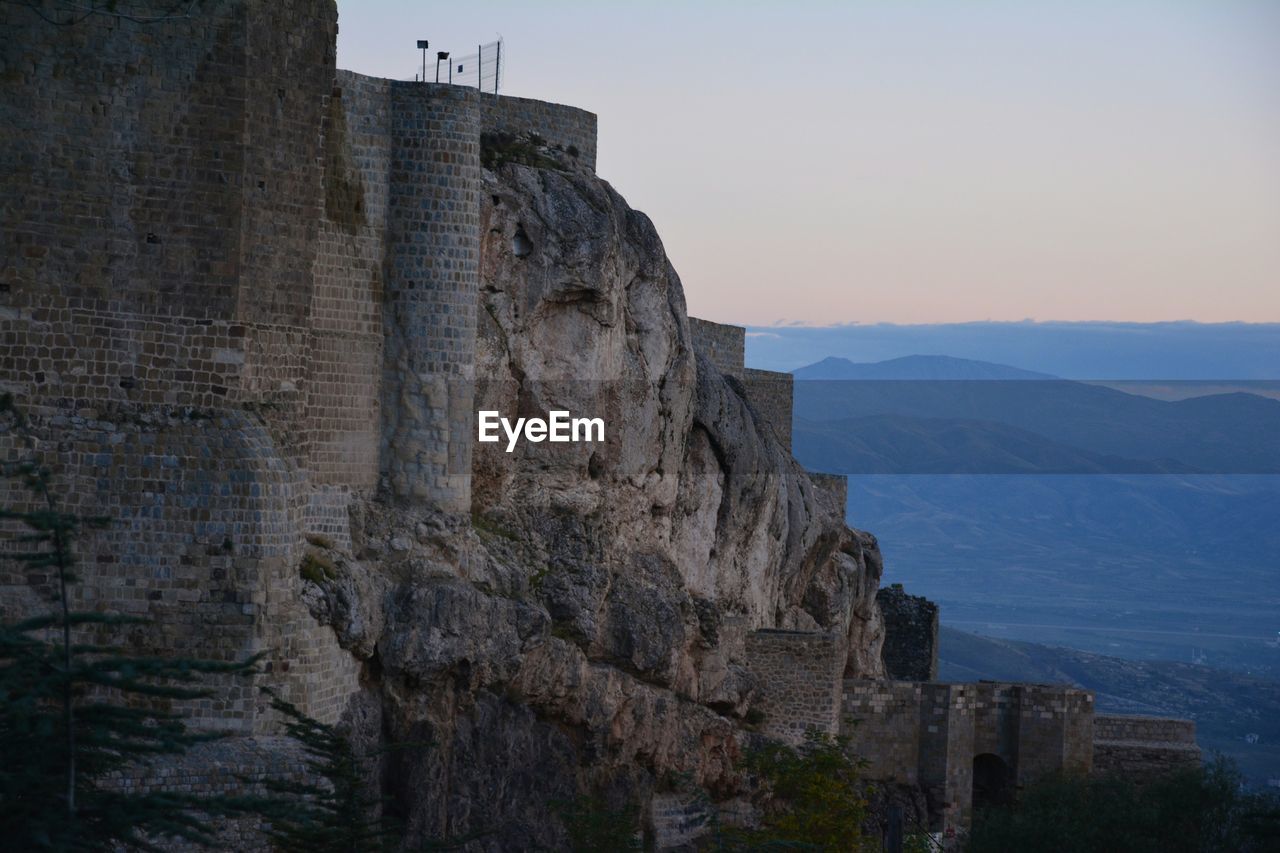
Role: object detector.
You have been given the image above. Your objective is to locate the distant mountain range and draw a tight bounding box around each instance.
[792,354,1055,381]
[790,356,1280,473]
[940,627,1280,786]
[795,414,1187,474]
[743,321,1280,379]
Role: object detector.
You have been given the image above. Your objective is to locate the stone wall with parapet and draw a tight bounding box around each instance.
[809,472,849,516]
[742,368,794,452]
[744,629,844,744]
[689,317,746,379]
[479,92,598,172]
[841,680,1095,835]
[688,318,796,452]
[876,584,940,681]
[1093,714,1201,782]
[841,680,928,785]
[1015,684,1095,782]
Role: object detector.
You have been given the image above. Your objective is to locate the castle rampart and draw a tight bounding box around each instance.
[1093,714,1201,782]
[688,317,746,378]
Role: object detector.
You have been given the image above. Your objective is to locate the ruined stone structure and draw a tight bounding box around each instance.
[878,583,940,681]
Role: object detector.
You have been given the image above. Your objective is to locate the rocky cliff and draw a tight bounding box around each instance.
[0,1,884,843]
[309,143,885,847]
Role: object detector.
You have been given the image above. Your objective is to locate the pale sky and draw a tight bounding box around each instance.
[336,1,1280,326]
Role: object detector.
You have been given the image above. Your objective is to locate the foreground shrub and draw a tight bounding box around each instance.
[967,757,1280,853]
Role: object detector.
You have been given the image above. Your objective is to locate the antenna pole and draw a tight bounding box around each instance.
[494,41,501,95]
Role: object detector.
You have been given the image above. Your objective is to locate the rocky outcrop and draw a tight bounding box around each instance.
[308,144,886,847]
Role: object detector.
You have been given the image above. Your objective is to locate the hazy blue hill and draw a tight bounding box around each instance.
[794,414,1186,474]
[939,626,1280,785]
[792,378,1280,473]
[853,473,1280,676]
[792,354,1056,381]
[744,321,1280,379]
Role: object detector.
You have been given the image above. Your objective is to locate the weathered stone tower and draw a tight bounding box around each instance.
[382,83,480,509]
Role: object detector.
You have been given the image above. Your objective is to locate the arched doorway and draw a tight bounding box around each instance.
[972,753,1013,809]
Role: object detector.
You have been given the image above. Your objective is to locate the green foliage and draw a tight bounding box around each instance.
[967,758,1280,853]
[554,794,641,852]
[300,551,337,583]
[0,393,263,850]
[734,729,874,852]
[257,693,401,853]
[305,533,335,550]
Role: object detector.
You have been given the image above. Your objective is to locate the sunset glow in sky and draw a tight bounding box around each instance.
[336,1,1280,326]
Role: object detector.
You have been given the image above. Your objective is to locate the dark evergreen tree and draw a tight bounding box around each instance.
[257,692,401,853]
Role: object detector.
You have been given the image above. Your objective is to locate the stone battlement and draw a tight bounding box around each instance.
[1093,714,1202,782]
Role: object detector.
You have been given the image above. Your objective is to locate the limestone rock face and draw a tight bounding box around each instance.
[334,148,885,848]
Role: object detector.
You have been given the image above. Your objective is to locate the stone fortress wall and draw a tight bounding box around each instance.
[743,629,845,742]
[1093,714,1202,781]
[0,0,597,733]
[688,317,798,454]
[1,1,1202,845]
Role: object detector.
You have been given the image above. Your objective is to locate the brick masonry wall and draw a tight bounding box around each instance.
[840,680,1096,834]
[1094,714,1196,744]
[305,71,390,495]
[3,0,248,412]
[970,682,1022,762]
[842,680,926,784]
[380,82,480,510]
[1015,684,1095,782]
[808,472,848,516]
[744,629,844,744]
[876,583,940,681]
[0,0,361,729]
[0,410,354,730]
[742,368,793,452]
[479,92,598,173]
[688,317,746,379]
[104,736,312,851]
[1093,714,1201,782]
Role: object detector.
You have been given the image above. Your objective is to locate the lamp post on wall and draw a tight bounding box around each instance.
[416,40,429,84]
[435,51,449,83]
